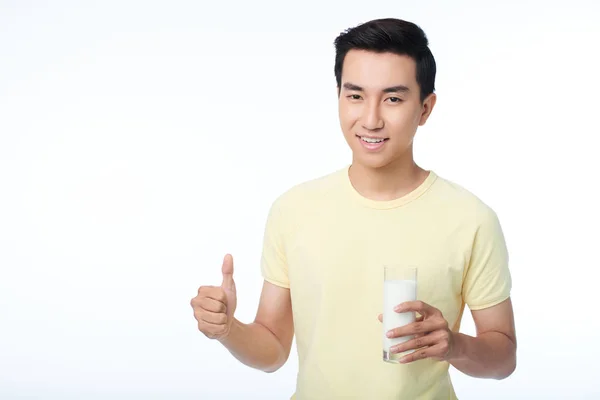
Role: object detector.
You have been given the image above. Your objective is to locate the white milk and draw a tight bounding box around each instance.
[383,279,417,361]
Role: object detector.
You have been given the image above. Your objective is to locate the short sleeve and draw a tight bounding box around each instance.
[462,208,512,310]
[260,198,290,288]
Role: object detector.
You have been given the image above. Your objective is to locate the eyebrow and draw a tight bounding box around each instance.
[342,82,410,94]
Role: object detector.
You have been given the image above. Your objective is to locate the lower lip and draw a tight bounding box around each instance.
[357,136,388,151]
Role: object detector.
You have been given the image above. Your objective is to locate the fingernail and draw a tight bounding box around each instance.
[386,331,393,338]
[394,306,403,312]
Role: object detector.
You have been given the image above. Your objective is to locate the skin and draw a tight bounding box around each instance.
[190,49,517,379]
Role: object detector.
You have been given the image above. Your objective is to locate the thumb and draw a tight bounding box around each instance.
[221,253,235,291]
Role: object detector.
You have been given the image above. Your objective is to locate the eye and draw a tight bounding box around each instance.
[387,97,403,103]
[347,94,362,101]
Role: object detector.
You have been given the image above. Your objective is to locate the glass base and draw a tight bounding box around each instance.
[383,348,414,363]
[383,350,401,363]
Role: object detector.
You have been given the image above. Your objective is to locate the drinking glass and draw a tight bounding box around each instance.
[383,265,418,363]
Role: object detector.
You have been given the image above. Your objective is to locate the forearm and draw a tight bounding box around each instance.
[448,331,516,379]
[218,318,287,373]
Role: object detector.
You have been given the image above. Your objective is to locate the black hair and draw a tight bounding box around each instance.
[334,18,436,102]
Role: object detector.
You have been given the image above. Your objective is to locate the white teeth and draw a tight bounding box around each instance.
[361,137,385,143]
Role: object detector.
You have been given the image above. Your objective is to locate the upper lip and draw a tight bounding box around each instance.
[356,134,388,139]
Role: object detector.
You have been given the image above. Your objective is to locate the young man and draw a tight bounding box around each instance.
[191,18,516,399]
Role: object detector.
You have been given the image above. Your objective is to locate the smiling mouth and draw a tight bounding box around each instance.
[356,135,389,143]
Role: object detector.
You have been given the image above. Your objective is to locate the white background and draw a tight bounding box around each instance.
[1,0,599,398]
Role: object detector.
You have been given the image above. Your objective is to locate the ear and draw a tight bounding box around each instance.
[419,93,437,126]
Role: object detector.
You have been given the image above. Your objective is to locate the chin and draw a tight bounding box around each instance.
[352,154,394,170]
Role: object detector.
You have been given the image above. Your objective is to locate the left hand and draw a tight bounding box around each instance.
[381,300,456,364]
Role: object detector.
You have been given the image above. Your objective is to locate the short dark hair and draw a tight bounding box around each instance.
[334,18,436,102]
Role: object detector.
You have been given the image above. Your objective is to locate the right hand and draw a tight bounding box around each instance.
[191,254,237,340]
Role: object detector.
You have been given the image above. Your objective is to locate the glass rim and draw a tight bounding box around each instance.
[383,265,418,280]
[383,265,418,271]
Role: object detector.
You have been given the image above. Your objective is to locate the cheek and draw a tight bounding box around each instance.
[339,104,360,130]
[385,107,420,131]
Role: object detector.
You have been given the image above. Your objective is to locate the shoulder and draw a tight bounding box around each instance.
[429,173,500,225]
[270,167,346,212]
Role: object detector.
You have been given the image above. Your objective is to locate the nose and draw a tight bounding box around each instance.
[361,101,384,131]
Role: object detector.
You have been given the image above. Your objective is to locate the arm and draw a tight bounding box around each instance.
[448,297,516,379]
[216,197,294,372]
[219,280,294,373]
[449,206,515,379]
[386,208,515,378]
[385,297,516,380]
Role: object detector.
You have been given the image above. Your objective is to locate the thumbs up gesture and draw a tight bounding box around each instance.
[191,254,238,340]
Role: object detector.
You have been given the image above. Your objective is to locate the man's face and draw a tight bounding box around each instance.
[338,50,435,169]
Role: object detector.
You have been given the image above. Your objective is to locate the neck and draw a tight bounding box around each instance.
[348,154,428,202]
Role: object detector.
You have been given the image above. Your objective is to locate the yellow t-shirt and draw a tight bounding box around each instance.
[260,166,511,400]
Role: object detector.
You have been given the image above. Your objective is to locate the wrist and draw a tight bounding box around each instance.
[218,318,240,344]
[447,331,466,362]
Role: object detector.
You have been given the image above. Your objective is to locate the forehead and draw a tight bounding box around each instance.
[341,50,418,89]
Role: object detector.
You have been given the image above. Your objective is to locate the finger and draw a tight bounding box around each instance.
[394,300,440,317]
[412,316,429,339]
[197,286,228,304]
[399,342,448,364]
[379,313,422,325]
[221,254,235,291]
[386,319,444,339]
[413,315,426,339]
[198,320,228,337]
[199,297,227,313]
[390,332,439,354]
[200,310,228,325]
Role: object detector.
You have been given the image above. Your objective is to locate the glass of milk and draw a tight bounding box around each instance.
[383,265,418,363]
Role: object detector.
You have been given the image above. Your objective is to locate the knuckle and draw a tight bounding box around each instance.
[413,322,422,333]
[199,323,219,338]
[419,350,427,359]
[207,298,217,310]
[415,337,423,348]
[199,297,212,310]
[193,297,203,309]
